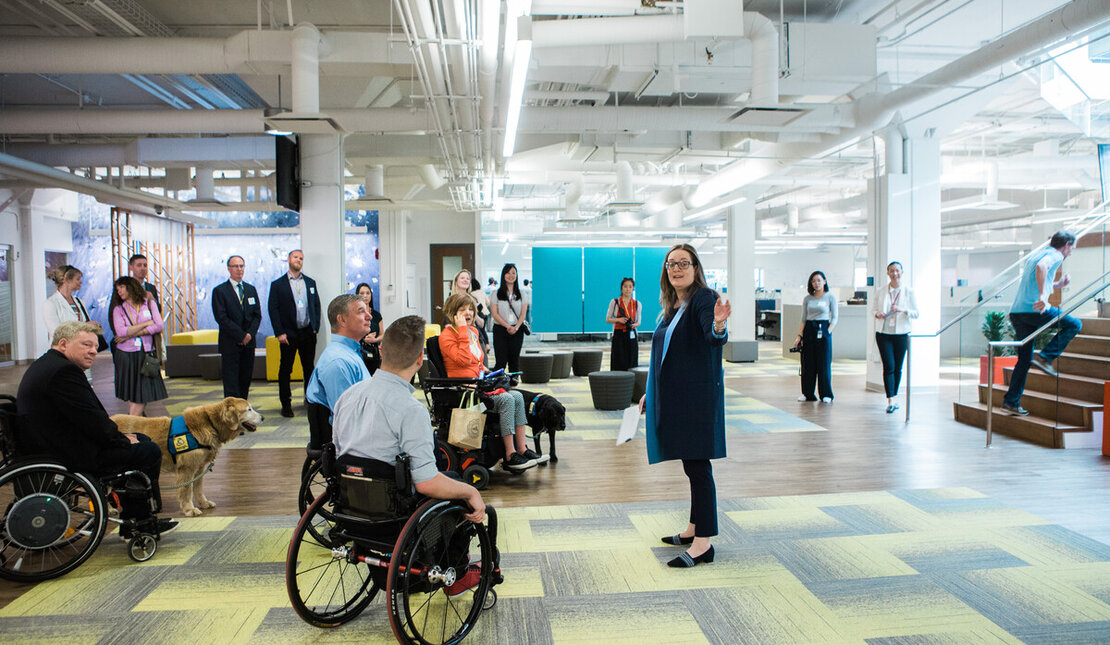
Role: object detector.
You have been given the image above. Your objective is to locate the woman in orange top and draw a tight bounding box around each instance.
[606,277,641,371]
[439,293,545,472]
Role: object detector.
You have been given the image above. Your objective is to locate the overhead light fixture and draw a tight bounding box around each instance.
[502,14,532,158]
[682,194,748,223]
[263,107,293,136]
[501,240,510,255]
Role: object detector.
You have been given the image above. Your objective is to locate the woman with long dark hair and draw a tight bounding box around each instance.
[355,282,384,374]
[110,276,167,416]
[874,261,918,413]
[793,270,837,403]
[639,243,730,568]
[489,263,529,372]
[606,277,641,370]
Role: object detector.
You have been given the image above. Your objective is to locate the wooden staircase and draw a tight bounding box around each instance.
[953,316,1108,448]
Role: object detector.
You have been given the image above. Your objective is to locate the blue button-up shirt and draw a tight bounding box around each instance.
[305,335,370,413]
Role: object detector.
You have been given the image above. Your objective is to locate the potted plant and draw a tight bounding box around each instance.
[979,311,1019,385]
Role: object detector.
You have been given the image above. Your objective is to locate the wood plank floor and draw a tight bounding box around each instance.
[4,344,1110,607]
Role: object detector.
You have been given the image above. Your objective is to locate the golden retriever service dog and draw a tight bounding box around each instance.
[111,397,262,517]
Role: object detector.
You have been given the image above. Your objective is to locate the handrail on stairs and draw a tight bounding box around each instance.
[902,201,1110,424]
[983,269,1110,447]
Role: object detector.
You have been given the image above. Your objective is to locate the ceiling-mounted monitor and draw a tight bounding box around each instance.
[275,135,300,212]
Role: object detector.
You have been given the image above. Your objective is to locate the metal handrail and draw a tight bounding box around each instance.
[902,201,1110,422]
[982,269,1110,447]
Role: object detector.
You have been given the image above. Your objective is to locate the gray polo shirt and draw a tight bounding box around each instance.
[331,370,439,484]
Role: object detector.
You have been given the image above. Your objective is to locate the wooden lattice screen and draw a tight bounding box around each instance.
[110,208,197,337]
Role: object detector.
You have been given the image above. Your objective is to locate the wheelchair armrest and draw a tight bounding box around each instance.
[423,376,481,386]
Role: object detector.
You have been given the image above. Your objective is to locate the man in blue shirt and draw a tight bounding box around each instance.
[1002,231,1081,416]
[304,294,371,447]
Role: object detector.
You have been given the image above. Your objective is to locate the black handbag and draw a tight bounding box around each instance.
[140,352,162,378]
[508,300,531,335]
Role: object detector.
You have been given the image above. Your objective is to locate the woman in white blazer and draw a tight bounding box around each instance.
[43,265,96,382]
[874,261,918,413]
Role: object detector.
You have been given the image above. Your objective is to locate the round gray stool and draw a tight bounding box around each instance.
[519,353,554,384]
[588,370,636,410]
[572,349,603,377]
[629,366,649,404]
[549,351,573,379]
[198,353,222,380]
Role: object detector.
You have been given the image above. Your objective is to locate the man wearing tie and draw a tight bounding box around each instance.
[212,255,262,399]
[268,249,322,417]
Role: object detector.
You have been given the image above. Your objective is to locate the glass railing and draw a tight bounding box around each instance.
[905,200,1110,424]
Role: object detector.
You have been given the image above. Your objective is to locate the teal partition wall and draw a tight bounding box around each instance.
[531,247,583,333]
[634,246,669,332]
[583,247,634,332]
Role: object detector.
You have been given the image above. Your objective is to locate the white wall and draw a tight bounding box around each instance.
[756,245,864,305]
[406,210,476,320]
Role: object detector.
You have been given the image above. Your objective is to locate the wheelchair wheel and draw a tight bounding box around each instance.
[286,493,378,627]
[128,534,157,562]
[298,459,338,546]
[0,462,108,582]
[386,499,494,645]
[435,440,458,474]
[462,464,489,490]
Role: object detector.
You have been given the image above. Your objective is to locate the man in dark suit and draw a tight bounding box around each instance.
[129,253,160,312]
[212,255,262,399]
[268,249,322,417]
[16,320,176,532]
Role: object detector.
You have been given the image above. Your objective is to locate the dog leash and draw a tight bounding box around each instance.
[160,462,215,490]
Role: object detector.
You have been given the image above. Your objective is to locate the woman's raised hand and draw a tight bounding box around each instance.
[453,310,469,328]
[714,297,731,323]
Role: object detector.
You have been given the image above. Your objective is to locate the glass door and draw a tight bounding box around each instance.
[0,245,12,364]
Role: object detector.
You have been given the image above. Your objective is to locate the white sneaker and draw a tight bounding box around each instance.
[821,397,833,404]
[797,395,809,402]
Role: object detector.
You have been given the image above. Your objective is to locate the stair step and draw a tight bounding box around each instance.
[1056,352,1110,380]
[978,384,1099,427]
[1005,368,1107,403]
[1079,318,1110,337]
[953,401,1086,448]
[1066,334,1110,356]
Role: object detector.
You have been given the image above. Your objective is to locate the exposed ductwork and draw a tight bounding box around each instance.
[291,23,321,114]
[531,12,779,106]
[0,108,431,134]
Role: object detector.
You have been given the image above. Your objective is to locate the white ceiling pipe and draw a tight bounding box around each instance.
[4,144,131,168]
[615,161,634,202]
[526,90,610,103]
[417,164,446,190]
[366,165,385,198]
[291,23,321,114]
[531,0,642,15]
[398,0,462,177]
[443,0,480,171]
[532,12,778,105]
[693,0,1110,209]
[0,108,431,134]
[194,167,215,201]
[518,106,839,134]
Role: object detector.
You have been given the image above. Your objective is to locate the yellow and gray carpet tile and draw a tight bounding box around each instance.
[5,488,1110,644]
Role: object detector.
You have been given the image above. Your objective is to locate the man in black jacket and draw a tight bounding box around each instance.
[268,249,322,417]
[129,253,160,312]
[16,321,176,532]
[212,255,262,399]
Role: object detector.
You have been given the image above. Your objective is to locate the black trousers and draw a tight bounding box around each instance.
[492,325,524,372]
[610,329,638,371]
[683,459,718,537]
[279,327,317,407]
[98,433,162,519]
[875,332,909,398]
[221,343,255,399]
[800,320,833,400]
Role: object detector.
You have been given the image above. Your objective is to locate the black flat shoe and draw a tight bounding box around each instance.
[661,534,694,546]
[667,545,714,568]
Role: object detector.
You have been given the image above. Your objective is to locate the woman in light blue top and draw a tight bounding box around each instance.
[792,270,837,403]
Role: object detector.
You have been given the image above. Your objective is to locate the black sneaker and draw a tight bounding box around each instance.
[521,448,550,465]
[155,518,180,536]
[1000,403,1029,416]
[118,525,133,541]
[281,406,295,418]
[1030,355,1058,377]
[502,453,536,472]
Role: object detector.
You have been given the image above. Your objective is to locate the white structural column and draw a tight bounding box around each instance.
[13,191,43,360]
[299,134,345,354]
[377,210,409,326]
[726,199,756,341]
[866,134,941,391]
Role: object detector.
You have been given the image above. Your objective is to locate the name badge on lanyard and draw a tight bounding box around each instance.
[629,329,636,340]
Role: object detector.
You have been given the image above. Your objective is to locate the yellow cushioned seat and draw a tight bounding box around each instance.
[266,335,304,381]
[424,324,441,339]
[170,330,219,345]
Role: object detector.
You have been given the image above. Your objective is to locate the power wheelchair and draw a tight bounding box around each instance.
[0,395,169,581]
[286,443,503,644]
[422,337,534,490]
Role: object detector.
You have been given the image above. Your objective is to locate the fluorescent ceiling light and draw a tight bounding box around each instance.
[502,13,532,158]
[683,194,748,223]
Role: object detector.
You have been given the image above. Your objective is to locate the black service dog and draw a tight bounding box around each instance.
[514,388,567,462]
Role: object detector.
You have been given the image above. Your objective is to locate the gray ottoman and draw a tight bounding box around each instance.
[588,370,636,410]
[519,353,554,384]
[572,349,604,377]
[629,366,649,404]
[550,351,573,379]
[198,353,222,380]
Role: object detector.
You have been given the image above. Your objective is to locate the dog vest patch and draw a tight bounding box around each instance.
[167,416,210,463]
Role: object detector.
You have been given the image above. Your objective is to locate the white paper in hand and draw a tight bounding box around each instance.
[617,405,641,445]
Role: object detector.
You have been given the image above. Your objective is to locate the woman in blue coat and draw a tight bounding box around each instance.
[639,243,731,568]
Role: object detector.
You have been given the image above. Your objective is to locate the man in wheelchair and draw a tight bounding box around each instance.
[332,315,486,526]
[15,321,177,537]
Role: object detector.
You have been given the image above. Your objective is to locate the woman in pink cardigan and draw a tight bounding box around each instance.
[111,276,167,415]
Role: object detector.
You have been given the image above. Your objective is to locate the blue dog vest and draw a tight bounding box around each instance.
[167,416,211,463]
